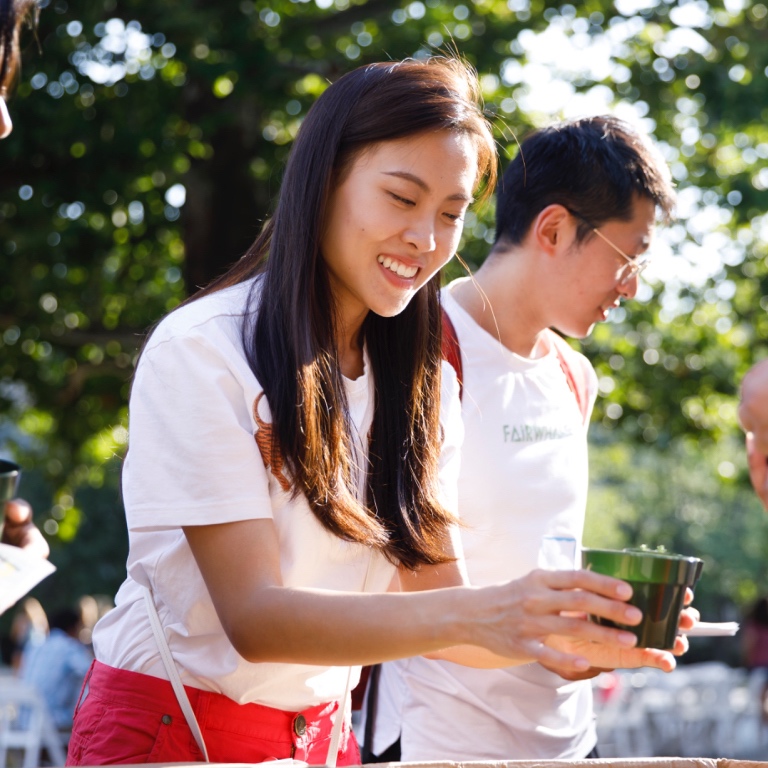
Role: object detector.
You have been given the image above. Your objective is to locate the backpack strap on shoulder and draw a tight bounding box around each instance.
[547,330,591,425]
[441,308,463,400]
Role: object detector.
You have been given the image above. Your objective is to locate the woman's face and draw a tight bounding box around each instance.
[321,129,479,333]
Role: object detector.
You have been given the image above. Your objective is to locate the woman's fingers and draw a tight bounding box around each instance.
[515,568,698,675]
[475,570,641,666]
[543,567,633,600]
[522,569,642,627]
[480,568,702,671]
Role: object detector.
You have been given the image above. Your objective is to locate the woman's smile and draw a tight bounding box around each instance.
[377,254,420,280]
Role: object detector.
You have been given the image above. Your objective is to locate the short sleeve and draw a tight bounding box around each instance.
[123,326,273,531]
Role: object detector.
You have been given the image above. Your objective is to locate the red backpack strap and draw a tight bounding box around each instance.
[547,330,591,425]
[441,308,463,400]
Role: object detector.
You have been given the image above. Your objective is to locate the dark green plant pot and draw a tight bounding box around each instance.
[0,459,21,503]
[582,547,703,650]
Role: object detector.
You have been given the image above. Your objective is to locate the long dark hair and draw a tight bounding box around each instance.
[0,0,37,96]
[199,57,496,569]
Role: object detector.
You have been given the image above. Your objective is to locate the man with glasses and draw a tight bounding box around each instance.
[365,115,677,761]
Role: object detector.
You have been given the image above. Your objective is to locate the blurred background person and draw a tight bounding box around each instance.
[18,603,93,732]
[739,359,768,511]
[76,594,115,649]
[743,596,768,725]
[2,596,48,670]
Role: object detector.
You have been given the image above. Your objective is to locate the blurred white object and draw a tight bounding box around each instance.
[0,677,67,768]
[683,621,740,637]
[0,544,56,615]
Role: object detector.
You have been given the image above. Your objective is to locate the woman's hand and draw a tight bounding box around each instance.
[540,587,701,679]
[1,500,49,559]
[434,568,644,672]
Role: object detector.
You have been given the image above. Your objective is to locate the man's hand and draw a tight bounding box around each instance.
[542,634,680,677]
[2,500,49,559]
[542,593,699,680]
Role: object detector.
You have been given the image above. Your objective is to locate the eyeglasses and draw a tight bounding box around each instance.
[567,209,651,284]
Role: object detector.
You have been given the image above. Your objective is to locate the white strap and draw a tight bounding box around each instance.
[324,667,351,767]
[144,549,372,767]
[144,582,341,766]
[143,587,210,762]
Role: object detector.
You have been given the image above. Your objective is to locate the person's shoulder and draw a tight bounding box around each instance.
[147,278,257,352]
[440,277,475,331]
[440,276,468,310]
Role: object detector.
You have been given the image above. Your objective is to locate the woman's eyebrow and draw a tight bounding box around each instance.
[382,171,474,203]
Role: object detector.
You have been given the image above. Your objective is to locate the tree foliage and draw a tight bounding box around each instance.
[2,0,768,618]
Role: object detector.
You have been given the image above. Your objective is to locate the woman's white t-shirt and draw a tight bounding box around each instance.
[93,277,462,711]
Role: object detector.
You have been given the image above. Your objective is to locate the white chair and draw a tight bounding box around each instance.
[731,667,768,758]
[0,677,67,768]
[593,671,654,756]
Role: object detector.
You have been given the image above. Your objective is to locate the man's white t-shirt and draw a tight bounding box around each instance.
[94,277,463,712]
[371,278,599,760]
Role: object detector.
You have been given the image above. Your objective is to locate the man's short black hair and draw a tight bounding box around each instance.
[495,115,676,247]
[50,607,82,634]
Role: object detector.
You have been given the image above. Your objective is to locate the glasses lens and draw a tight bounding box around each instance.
[623,256,650,282]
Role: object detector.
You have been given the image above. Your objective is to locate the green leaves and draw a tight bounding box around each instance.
[3,0,768,613]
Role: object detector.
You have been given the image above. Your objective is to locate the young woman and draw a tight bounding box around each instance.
[66,57,651,766]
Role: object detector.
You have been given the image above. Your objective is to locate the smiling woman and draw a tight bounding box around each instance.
[66,56,660,767]
[0,0,38,138]
[320,130,478,377]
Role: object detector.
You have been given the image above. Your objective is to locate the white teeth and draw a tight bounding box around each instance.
[378,255,418,278]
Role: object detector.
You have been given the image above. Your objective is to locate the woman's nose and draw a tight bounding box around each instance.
[403,217,436,253]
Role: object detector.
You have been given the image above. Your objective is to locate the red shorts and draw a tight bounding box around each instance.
[66,661,361,765]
